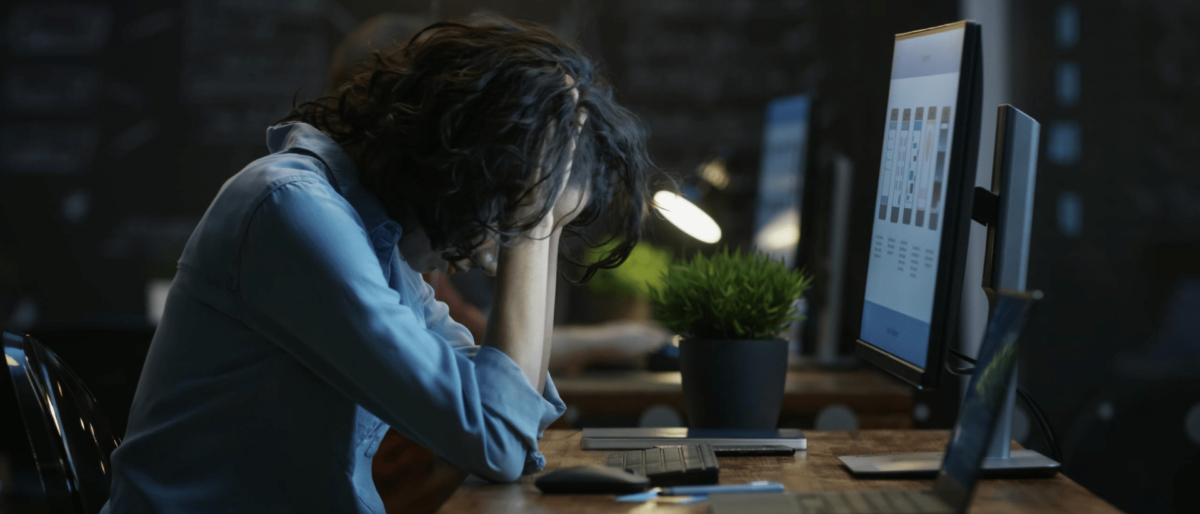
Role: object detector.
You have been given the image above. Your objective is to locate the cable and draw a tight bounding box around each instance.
[945,355,1060,463]
[949,350,1061,463]
[1015,387,1063,463]
[946,364,975,376]
[946,348,1064,464]
[948,350,1062,463]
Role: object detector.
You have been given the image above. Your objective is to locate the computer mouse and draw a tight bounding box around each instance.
[534,465,651,494]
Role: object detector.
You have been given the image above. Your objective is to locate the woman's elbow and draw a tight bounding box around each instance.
[471,448,526,483]
[449,428,528,483]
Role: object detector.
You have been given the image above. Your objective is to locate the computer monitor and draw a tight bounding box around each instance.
[856,21,984,389]
[849,22,1057,476]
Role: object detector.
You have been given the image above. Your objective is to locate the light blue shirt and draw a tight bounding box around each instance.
[100,122,565,514]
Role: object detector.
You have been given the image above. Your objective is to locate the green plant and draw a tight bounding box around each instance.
[648,247,813,340]
[587,241,672,298]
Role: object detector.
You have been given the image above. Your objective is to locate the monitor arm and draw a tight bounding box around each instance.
[971,105,1044,463]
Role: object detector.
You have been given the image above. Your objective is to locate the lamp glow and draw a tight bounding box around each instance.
[755,207,800,253]
[653,190,722,244]
[697,157,730,190]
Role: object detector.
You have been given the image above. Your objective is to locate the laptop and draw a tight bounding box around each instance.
[710,289,1038,514]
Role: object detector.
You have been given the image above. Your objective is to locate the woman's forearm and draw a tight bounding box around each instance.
[482,220,555,391]
[537,229,562,391]
[486,79,585,392]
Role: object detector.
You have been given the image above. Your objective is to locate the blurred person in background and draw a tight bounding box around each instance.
[101,17,652,514]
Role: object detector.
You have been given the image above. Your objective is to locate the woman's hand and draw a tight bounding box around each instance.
[446,238,499,276]
[446,100,585,277]
[550,84,589,230]
[515,78,588,237]
[482,74,587,392]
[551,182,590,231]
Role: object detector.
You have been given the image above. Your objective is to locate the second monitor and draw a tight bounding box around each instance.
[856,20,984,389]
[845,20,1059,477]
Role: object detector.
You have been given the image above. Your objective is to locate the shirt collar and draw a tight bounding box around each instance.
[265,122,403,246]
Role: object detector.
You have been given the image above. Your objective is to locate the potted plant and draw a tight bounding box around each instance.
[649,247,812,429]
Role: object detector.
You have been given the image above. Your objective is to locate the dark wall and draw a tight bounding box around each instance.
[1009,1,1200,513]
[1,0,960,327]
[0,0,333,327]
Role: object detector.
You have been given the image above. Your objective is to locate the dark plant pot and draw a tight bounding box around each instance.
[679,339,789,429]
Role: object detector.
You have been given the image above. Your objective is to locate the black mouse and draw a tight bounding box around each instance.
[534,465,651,494]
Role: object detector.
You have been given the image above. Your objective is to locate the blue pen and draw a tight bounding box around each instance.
[661,481,785,496]
[615,481,785,503]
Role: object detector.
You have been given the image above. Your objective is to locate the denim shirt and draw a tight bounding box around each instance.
[100,122,566,514]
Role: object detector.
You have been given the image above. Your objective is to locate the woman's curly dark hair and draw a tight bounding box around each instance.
[281,17,652,281]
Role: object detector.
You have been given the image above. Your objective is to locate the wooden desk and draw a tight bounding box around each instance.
[440,430,1120,514]
[553,369,913,429]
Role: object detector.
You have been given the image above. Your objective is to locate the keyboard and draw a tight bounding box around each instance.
[604,443,720,486]
[710,488,953,514]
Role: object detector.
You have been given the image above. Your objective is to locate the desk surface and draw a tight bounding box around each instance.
[440,429,1120,514]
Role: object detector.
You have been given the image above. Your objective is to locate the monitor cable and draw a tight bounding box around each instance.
[946,348,1063,464]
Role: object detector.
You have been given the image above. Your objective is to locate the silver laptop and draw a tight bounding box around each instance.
[710,290,1038,514]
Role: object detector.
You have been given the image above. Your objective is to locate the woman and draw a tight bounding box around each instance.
[101,18,650,514]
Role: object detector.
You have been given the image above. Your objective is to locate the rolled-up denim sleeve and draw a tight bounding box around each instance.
[456,346,567,474]
[239,179,563,482]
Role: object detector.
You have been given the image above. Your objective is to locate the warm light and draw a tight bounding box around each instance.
[756,207,800,253]
[697,157,730,190]
[5,354,18,367]
[653,191,722,244]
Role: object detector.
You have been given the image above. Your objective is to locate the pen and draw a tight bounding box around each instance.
[660,481,785,496]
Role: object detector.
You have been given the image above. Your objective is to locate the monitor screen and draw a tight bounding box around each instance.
[859,26,966,369]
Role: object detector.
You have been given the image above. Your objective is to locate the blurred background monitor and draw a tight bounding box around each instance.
[751,95,813,356]
[753,94,810,270]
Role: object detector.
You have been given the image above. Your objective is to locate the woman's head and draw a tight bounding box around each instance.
[284,16,652,280]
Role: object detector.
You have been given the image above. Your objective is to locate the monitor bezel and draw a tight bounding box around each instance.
[855,20,983,389]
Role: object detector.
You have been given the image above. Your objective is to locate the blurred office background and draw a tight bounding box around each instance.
[1,0,1198,512]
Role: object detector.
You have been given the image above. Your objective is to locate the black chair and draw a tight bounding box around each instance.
[2,331,120,513]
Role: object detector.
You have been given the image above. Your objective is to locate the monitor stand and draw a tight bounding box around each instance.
[840,106,1061,478]
[838,367,1060,478]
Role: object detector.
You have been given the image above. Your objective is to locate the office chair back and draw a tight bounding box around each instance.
[2,331,120,513]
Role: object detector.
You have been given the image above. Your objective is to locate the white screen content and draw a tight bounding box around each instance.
[859,27,965,369]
